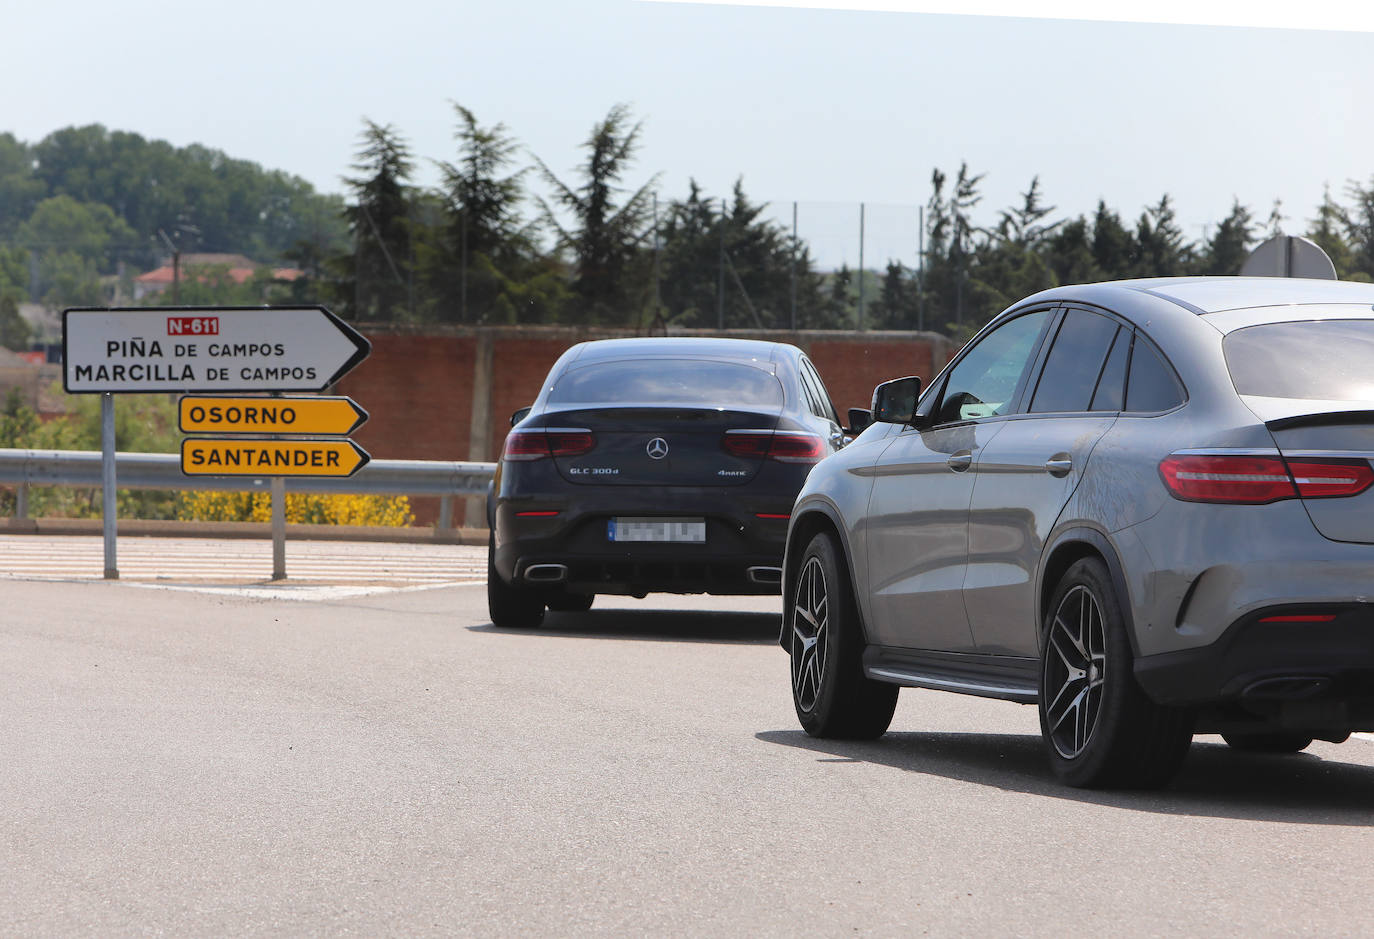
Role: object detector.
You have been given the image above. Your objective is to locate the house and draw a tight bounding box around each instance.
[133,254,302,301]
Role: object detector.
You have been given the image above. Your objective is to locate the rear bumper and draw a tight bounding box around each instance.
[1134,603,1374,729]
[493,495,792,596]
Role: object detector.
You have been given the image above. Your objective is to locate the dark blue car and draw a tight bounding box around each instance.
[487,337,861,628]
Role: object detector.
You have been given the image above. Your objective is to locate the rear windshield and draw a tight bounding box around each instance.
[1225,320,1374,400]
[548,359,784,406]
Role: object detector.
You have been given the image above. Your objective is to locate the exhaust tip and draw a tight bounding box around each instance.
[1241,676,1331,700]
[523,563,569,584]
[747,566,783,585]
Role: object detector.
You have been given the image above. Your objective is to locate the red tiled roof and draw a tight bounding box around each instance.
[135,264,303,285]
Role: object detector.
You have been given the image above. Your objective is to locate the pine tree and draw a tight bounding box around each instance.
[535,104,659,324]
[337,120,415,322]
[1199,199,1255,275]
[1090,201,1136,279]
[1308,185,1355,278]
[422,104,538,323]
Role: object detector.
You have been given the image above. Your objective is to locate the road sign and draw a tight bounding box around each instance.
[179,396,368,436]
[62,306,371,393]
[1240,235,1337,279]
[181,439,370,477]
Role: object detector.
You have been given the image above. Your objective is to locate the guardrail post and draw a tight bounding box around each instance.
[437,494,453,533]
[15,481,27,520]
[271,477,286,580]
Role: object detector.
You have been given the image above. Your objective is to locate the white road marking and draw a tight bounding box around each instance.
[0,535,488,595]
[126,580,484,601]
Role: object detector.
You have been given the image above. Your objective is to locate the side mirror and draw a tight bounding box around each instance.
[847,407,873,435]
[510,406,532,427]
[872,376,923,425]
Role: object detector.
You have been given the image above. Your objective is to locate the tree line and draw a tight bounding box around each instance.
[7,112,1374,348]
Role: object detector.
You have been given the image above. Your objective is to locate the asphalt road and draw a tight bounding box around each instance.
[4,571,1374,935]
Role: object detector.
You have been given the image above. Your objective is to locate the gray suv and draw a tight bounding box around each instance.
[783,277,1374,788]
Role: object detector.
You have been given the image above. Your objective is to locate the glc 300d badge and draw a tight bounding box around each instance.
[646,437,669,459]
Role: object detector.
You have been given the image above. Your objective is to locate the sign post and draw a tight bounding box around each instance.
[101,393,117,580]
[62,306,372,581]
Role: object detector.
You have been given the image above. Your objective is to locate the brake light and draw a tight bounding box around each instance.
[547,432,595,457]
[1159,453,1374,504]
[722,431,826,464]
[503,430,551,461]
[502,429,595,461]
[768,433,827,463]
[1285,459,1374,498]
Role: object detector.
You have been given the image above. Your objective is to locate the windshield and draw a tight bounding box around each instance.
[1225,320,1374,401]
[548,359,784,406]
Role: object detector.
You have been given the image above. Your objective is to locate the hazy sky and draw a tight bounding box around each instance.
[8,1,1374,267]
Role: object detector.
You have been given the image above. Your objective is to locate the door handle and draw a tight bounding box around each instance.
[946,450,973,472]
[1045,454,1073,477]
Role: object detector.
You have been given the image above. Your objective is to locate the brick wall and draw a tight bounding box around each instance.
[336,325,957,525]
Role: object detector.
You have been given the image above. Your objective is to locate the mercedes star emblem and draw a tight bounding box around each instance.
[646,437,669,460]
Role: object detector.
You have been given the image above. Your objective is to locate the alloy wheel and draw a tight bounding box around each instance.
[791,555,829,712]
[1044,584,1107,759]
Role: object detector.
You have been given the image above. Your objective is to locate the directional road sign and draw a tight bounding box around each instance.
[179,396,369,436]
[181,439,371,477]
[63,306,371,393]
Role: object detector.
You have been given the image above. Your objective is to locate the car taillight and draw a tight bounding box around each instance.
[722,431,826,464]
[1285,459,1374,498]
[546,431,595,457]
[503,429,595,461]
[1159,453,1374,504]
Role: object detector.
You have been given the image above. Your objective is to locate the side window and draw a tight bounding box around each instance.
[1125,337,1185,412]
[800,359,839,424]
[1089,329,1130,411]
[1029,309,1120,413]
[935,309,1052,424]
[796,365,822,417]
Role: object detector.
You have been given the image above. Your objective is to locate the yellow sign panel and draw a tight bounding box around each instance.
[181,439,370,477]
[179,395,367,435]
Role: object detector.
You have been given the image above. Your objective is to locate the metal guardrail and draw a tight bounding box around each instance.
[0,448,497,527]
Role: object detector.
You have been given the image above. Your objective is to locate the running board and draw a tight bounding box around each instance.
[864,650,1039,704]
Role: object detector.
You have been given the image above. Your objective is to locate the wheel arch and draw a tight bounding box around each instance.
[781,502,861,650]
[1038,527,1138,657]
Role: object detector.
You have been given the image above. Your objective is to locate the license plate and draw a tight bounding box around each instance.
[607,517,706,543]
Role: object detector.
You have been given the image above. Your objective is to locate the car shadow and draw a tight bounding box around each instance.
[471,608,781,644]
[756,728,1374,825]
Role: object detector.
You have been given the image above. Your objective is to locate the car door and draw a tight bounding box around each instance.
[863,307,1055,652]
[963,306,1127,656]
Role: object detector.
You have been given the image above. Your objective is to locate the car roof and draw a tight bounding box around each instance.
[1033,276,1374,317]
[565,337,795,365]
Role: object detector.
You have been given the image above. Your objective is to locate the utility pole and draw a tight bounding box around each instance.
[858,203,866,331]
[717,197,726,330]
[157,229,181,304]
[917,205,925,332]
[790,202,798,332]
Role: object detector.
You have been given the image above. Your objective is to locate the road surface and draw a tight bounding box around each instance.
[2,540,1373,934]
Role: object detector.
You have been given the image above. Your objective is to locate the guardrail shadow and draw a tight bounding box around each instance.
[473,608,780,644]
[756,728,1374,825]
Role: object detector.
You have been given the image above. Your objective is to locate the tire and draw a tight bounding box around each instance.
[546,592,594,613]
[1222,732,1313,754]
[1038,557,1194,789]
[788,531,898,739]
[487,535,545,628]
